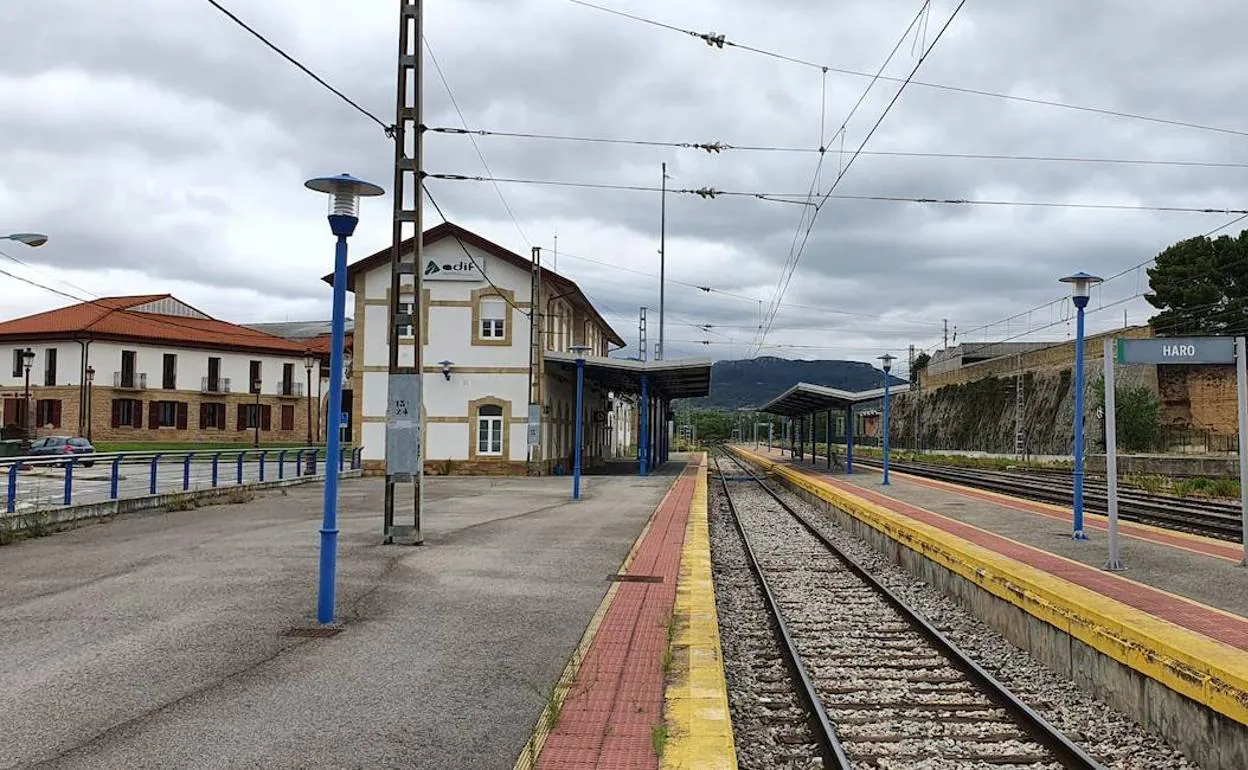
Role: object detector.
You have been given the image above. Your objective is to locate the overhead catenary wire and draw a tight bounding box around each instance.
[202,0,390,133]
[426,127,1248,170]
[756,0,969,354]
[564,0,1248,140]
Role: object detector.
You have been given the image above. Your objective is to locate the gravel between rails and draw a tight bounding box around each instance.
[711,456,1200,770]
[711,476,823,769]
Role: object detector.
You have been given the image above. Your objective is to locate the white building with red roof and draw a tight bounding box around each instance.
[0,294,321,444]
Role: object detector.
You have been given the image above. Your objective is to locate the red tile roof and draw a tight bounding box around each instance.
[0,295,314,356]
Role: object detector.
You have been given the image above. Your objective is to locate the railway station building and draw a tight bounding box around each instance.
[330,221,711,475]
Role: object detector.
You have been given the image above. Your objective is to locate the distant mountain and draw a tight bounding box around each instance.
[687,357,907,409]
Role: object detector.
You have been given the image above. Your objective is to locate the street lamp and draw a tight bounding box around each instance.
[252,378,262,448]
[303,354,316,447]
[305,172,385,625]
[1060,271,1103,540]
[571,344,591,500]
[85,366,95,440]
[878,353,896,486]
[439,360,454,381]
[20,348,35,438]
[3,233,48,247]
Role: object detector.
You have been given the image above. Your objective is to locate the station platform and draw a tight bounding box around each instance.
[731,444,1248,769]
[0,462,730,769]
[522,454,737,770]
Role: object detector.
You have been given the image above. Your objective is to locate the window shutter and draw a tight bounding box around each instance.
[281,405,294,431]
[132,400,143,428]
[111,400,121,428]
[237,404,247,431]
[176,402,188,430]
[199,403,208,429]
[149,401,160,428]
[51,400,62,428]
[217,406,227,430]
[261,405,272,431]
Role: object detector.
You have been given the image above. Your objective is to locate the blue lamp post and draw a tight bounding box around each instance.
[1060,271,1103,540]
[878,353,896,486]
[304,173,385,624]
[571,345,591,500]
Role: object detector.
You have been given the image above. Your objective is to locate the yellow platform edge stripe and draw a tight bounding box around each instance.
[662,454,739,770]
[512,462,689,770]
[730,445,1248,728]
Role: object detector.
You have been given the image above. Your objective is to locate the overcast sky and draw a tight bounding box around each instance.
[3,0,1248,374]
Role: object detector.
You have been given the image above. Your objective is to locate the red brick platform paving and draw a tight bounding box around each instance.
[537,460,699,770]
[776,457,1248,651]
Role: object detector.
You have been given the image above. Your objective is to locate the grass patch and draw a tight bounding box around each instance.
[650,724,669,759]
[223,488,257,505]
[95,441,317,453]
[164,494,199,512]
[1122,473,1239,499]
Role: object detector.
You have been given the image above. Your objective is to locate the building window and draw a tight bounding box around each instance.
[281,404,295,431]
[200,402,226,430]
[11,349,22,378]
[237,403,271,431]
[479,297,506,339]
[111,398,142,428]
[207,357,221,391]
[159,401,177,427]
[162,353,177,390]
[397,300,414,339]
[120,350,137,388]
[44,348,57,386]
[249,361,262,393]
[35,399,61,428]
[477,404,503,456]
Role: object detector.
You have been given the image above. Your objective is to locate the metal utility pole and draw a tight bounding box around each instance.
[1014,353,1025,458]
[527,247,543,474]
[638,307,648,362]
[942,319,948,349]
[908,344,916,452]
[658,163,667,361]
[384,0,424,545]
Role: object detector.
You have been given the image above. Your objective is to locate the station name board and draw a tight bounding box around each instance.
[1116,337,1236,365]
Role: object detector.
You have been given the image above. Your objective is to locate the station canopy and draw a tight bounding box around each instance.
[543,352,712,399]
[758,381,910,417]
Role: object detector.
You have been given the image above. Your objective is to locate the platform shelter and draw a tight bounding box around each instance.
[543,352,711,475]
[759,381,910,472]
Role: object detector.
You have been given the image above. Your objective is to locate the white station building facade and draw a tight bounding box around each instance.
[332,222,710,475]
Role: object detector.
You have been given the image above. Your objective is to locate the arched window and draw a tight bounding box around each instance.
[477,404,504,456]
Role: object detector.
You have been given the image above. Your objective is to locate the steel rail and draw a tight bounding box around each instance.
[711,451,851,769]
[852,458,1240,540]
[718,447,1105,770]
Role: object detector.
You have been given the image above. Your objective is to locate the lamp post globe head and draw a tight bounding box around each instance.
[570,344,592,363]
[5,233,48,248]
[1060,271,1103,302]
[877,353,896,373]
[304,174,384,237]
[252,378,262,392]
[21,348,34,369]
[303,354,316,372]
[85,366,95,383]
[438,360,454,380]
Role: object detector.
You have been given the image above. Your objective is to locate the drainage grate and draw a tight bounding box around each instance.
[284,627,343,638]
[610,574,664,584]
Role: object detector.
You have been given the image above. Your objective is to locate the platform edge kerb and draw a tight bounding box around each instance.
[661,454,739,770]
[512,461,692,770]
[729,445,1248,728]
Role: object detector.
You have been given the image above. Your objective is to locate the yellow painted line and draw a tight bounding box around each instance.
[731,445,1248,728]
[662,454,738,770]
[512,463,690,770]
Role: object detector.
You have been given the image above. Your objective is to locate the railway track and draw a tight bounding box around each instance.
[713,448,1103,769]
[849,457,1242,541]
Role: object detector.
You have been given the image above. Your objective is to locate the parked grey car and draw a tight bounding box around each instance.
[27,436,95,466]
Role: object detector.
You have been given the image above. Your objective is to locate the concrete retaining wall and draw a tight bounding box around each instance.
[748,460,1247,770]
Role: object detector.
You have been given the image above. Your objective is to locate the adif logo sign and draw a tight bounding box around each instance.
[423,257,483,281]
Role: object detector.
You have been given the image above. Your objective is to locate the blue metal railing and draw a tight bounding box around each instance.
[2,445,363,515]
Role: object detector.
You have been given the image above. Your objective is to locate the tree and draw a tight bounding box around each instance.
[1145,229,1248,335]
[1093,377,1162,453]
[911,352,931,386]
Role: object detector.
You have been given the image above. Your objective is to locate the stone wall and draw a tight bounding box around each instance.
[1158,365,1239,434]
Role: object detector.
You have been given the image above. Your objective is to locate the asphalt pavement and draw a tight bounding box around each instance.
[0,464,681,769]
